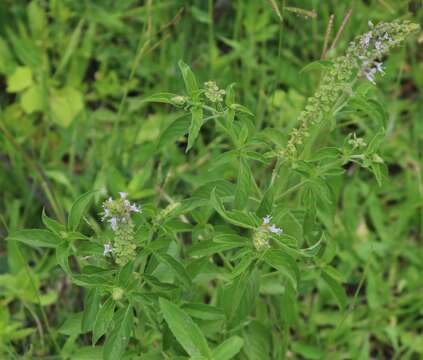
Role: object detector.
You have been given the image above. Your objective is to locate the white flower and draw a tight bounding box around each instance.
[375,62,384,74]
[361,32,372,48]
[129,204,141,213]
[263,215,272,224]
[110,217,118,231]
[269,225,283,235]
[119,192,127,199]
[368,20,374,29]
[103,243,113,256]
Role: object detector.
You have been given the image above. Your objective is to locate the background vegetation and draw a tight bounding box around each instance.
[0,0,422,359]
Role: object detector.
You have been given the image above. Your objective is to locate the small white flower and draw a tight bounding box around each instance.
[269,225,283,235]
[129,204,141,213]
[263,215,272,224]
[375,62,384,74]
[119,192,127,199]
[365,68,376,84]
[110,217,118,231]
[368,20,374,29]
[361,32,372,48]
[103,243,113,256]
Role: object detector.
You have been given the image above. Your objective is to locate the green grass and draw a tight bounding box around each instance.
[0,1,422,359]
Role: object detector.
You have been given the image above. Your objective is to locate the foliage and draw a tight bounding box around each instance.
[0,1,422,359]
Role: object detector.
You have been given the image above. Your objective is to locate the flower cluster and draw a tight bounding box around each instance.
[285,20,419,159]
[348,133,367,149]
[102,192,141,265]
[253,215,283,251]
[204,81,225,103]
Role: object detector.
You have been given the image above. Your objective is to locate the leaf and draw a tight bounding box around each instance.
[188,240,246,258]
[67,190,97,231]
[42,209,65,234]
[81,288,101,333]
[159,298,210,357]
[183,303,225,321]
[103,306,133,360]
[234,158,252,209]
[212,336,244,360]
[178,60,199,98]
[300,60,334,74]
[210,188,259,229]
[155,253,191,287]
[158,114,190,148]
[49,86,84,127]
[21,85,44,113]
[186,106,203,152]
[7,229,61,248]
[263,249,299,290]
[140,92,180,105]
[7,66,33,93]
[58,312,83,336]
[56,242,72,275]
[321,269,347,309]
[93,297,116,344]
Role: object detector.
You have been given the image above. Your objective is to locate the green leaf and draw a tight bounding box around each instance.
[210,188,259,229]
[321,269,347,309]
[234,158,252,209]
[49,86,84,127]
[159,297,210,357]
[186,106,203,152]
[7,66,33,93]
[189,240,246,258]
[81,288,101,333]
[21,85,44,114]
[155,253,191,287]
[140,92,180,105]
[178,60,199,98]
[7,229,61,248]
[183,303,225,321]
[103,306,133,360]
[58,312,83,336]
[42,209,64,234]
[300,60,334,74]
[56,242,72,275]
[212,336,244,360]
[158,114,190,148]
[93,297,116,344]
[263,249,299,290]
[67,190,97,231]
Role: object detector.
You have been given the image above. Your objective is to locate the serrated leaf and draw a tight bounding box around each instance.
[321,269,347,309]
[158,114,190,148]
[81,288,101,333]
[186,106,203,152]
[234,158,252,209]
[263,249,299,290]
[140,92,180,105]
[67,190,97,231]
[7,229,61,248]
[212,336,244,360]
[155,253,191,287]
[93,297,116,344]
[159,298,210,357]
[178,60,199,98]
[103,306,133,360]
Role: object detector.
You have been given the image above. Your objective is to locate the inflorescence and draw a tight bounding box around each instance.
[253,215,283,251]
[102,192,141,265]
[285,20,419,158]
